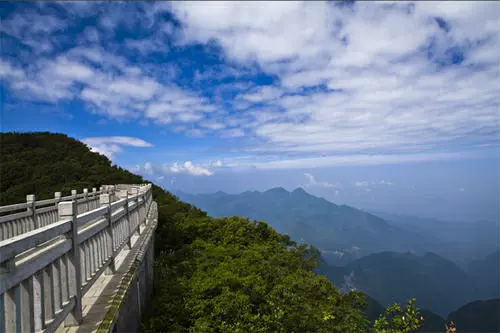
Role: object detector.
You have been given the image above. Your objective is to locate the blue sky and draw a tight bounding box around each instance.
[1,1,499,222]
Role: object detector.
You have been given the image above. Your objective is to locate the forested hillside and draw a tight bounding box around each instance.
[0,132,426,332]
[0,132,143,204]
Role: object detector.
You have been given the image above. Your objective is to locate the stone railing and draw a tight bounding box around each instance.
[0,183,153,333]
[0,186,124,241]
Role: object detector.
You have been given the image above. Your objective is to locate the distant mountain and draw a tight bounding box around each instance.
[319,251,479,317]
[368,210,500,269]
[363,295,385,323]
[176,188,431,265]
[448,299,500,332]
[418,309,446,333]
[467,250,500,299]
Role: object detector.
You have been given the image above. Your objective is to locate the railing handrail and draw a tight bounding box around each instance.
[0,185,129,242]
[0,183,154,333]
[0,187,106,217]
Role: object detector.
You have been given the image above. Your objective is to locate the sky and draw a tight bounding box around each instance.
[1,1,499,222]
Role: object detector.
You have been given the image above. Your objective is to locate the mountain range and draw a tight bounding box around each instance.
[176,187,500,316]
[176,188,433,265]
[318,251,479,317]
[368,210,500,269]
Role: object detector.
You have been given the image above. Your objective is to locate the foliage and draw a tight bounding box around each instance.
[373,298,424,333]
[141,209,375,332]
[0,132,143,204]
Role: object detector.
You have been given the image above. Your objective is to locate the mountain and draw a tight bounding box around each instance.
[418,309,446,333]
[319,251,479,317]
[467,250,500,299]
[176,188,431,265]
[448,299,500,332]
[368,210,500,269]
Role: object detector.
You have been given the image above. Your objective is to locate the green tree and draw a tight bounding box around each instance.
[374,298,424,333]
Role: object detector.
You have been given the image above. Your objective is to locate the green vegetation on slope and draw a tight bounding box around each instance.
[1,132,424,332]
[0,132,143,204]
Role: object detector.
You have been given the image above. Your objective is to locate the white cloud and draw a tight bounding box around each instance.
[379,180,393,185]
[131,160,221,177]
[168,161,213,176]
[304,173,341,189]
[167,1,500,158]
[212,160,223,167]
[144,161,154,175]
[355,181,370,188]
[229,151,481,170]
[82,136,153,159]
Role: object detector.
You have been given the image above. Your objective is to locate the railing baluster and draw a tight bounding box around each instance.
[43,266,53,325]
[3,287,16,333]
[60,254,69,304]
[32,272,45,332]
[20,278,33,332]
[52,260,61,314]
[91,238,96,276]
[85,241,91,282]
[79,245,85,287]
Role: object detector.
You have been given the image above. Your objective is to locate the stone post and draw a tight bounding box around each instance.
[119,190,133,249]
[54,192,61,204]
[101,194,116,275]
[27,194,37,231]
[59,200,83,326]
[130,187,141,235]
[83,188,89,212]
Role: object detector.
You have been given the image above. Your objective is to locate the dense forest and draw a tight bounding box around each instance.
[1,131,446,332]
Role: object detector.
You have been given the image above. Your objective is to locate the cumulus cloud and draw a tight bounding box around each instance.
[168,161,213,176]
[304,173,341,189]
[131,160,224,177]
[168,1,500,158]
[82,136,153,159]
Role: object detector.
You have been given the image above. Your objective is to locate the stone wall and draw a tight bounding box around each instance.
[97,201,157,333]
[113,235,155,333]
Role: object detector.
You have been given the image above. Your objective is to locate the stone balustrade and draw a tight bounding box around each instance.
[0,183,154,333]
[0,186,125,242]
